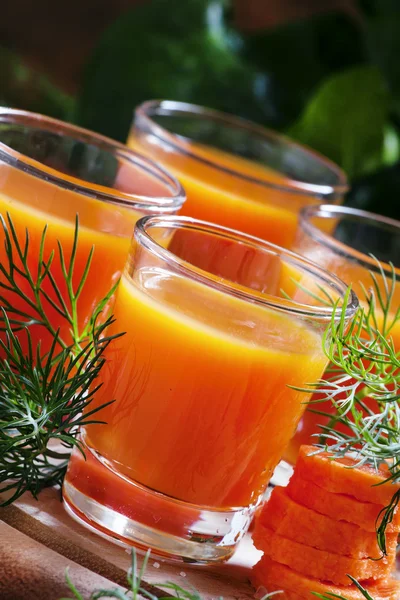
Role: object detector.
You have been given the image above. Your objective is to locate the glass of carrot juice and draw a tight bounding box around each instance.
[128,100,347,249]
[63,215,358,563]
[0,108,185,354]
[285,205,400,465]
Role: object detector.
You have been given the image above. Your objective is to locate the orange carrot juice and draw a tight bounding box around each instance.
[0,109,184,353]
[129,100,347,249]
[285,206,400,464]
[63,216,357,562]
[80,273,328,508]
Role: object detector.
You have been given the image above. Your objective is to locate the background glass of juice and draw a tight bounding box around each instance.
[128,100,347,249]
[285,205,400,464]
[0,108,185,353]
[63,215,358,563]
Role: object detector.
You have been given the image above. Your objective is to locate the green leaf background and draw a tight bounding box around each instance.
[289,66,390,180]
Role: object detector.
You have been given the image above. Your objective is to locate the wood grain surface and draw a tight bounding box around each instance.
[0,521,128,600]
[0,487,260,600]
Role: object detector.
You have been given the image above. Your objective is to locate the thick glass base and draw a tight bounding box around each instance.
[63,444,257,564]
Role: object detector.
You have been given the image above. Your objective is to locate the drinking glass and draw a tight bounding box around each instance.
[129,100,347,249]
[0,108,185,353]
[285,205,400,464]
[63,215,358,563]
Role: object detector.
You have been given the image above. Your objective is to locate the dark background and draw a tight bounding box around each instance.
[0,0,356,93]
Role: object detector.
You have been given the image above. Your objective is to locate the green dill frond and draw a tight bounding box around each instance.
[298,258,400,556]
[0,214,123,505]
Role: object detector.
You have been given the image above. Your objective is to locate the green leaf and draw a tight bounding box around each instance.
[288,65,390,179]
[75,0,275,142]
[239,11,367,129]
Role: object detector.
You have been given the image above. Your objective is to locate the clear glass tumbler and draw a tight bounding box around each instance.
[129,100,347,248]
[285,204,400,464]
[0,108,185,354]
[63,215,358,563]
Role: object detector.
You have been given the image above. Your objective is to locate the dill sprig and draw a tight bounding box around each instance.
[0,213,122,505]
[0,312,118,506]
[0,212,118,353]
[61,549,374,600]
[297,260,400,557]
[61,549,157,600]
[60,549,279,600]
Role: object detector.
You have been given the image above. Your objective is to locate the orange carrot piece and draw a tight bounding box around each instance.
[255,486,397,559]
[296,446,399,506]
[252,556,400,600]
[254,526,394,586]
[287,476,400,533]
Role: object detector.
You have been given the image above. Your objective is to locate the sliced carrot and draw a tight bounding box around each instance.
[254,526,394,586]
[296,446,400,506]
[252,556,400,600]
[255,486,397,559]
[287,476,400,533]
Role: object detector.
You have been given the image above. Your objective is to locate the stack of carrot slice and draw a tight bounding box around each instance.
[251,446,400,600]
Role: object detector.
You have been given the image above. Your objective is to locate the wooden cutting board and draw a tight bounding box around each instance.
[0,487,261,600]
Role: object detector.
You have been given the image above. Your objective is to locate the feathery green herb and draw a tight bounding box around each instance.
[60,549,280,600]
[60,548,374,600]
[0,312,118,505]
[297,261,400,558]
[61,549,157,600]
[0,213,122,505]
[0,212,118,353]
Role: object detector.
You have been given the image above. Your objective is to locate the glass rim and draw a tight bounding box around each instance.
[0,107,185,212]
[299,204,400,274]
[134,99,348,198]
[134,215,359,322]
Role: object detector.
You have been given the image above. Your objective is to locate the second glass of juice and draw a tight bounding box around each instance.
[285,205,400,464]
[129,100,347,249]
[0,108,185,353]
[63,216,358,563]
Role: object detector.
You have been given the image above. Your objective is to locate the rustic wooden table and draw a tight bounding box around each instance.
[0,487,261,600]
